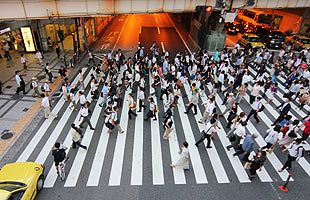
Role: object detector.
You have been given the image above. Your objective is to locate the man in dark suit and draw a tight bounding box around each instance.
[272,97,291,126]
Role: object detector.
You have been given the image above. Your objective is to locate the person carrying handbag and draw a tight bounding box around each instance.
[247,150,267,180]
[226,121,247,151]
[195,118,217,148]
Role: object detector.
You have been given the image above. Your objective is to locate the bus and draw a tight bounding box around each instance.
[237,9,303,34]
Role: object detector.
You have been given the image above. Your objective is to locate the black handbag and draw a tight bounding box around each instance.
[105,121,114,130]
[229,134,236,142]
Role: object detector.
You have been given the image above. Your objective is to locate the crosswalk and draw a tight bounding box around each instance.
[15,64,310,188]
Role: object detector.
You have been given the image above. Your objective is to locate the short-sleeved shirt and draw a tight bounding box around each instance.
[52,148,66,166]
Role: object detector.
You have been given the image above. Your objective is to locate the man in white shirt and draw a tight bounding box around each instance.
[199,97,215,124]
[226,121,247,151]
[195,118,217,148]
[246,97,263,123]
[279,138,304,172]
[78,91,87,107]
[31,77,40,97]
[35,51,43,65]
[107,106,124,134]
[41,93,57,119]
[79,102,95,130]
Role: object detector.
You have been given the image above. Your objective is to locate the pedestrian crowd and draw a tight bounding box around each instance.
[22,40,309,180]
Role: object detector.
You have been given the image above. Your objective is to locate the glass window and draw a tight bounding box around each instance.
[301,39,310,44]
[243,10,256,19]
[0,182,26,192]
[8,190,25,200]
[257,14,273,25]
[248,37,261,42]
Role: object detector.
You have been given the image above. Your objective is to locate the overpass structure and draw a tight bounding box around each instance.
[1,0,310,20]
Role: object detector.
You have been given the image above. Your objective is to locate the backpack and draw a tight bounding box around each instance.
[297,146,305,157]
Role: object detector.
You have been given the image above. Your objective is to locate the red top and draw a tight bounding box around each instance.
[304,121,310,134]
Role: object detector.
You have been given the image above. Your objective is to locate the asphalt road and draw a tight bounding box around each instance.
[2,13,310,200]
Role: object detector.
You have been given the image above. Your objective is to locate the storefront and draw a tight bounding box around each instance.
[0,27,24,52]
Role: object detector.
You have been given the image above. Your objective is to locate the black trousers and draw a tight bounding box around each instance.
[72,141,86,149]
[249,95,256,105]
[16,85,26,94]
[145,110,156,120]
[138,99,145,111]
[195,133,211,147]
[80,116,94,129]
[186,103,197,115]
[281,154,297,170]
[128,108,137,119]
[234,149,250,161]
[261,142,273,150]
[246,109,260,123]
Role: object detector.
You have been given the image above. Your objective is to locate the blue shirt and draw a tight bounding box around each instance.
[101,85,108,96]
[242,134,255,153]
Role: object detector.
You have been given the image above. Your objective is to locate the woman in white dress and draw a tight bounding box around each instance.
[170,142,190,170]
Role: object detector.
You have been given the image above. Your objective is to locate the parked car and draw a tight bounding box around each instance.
[286,35,310,51]
[0,162,44,200]
[225,22,240,35]
[255,27,285,48]
[238,33,265,48]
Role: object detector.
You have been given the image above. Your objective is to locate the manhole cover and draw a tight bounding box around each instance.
[1,132,13,140]
[37,75,46,81]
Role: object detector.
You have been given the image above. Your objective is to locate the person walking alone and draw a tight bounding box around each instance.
[170,141,190,170]
[128,93,137,119]
[79,102,95,130]
[278,138,304,172]
[41,93,57,119]
[70,123,87,150]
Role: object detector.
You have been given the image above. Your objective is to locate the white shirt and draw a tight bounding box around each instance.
[138,90,145,100]
[79,95,87,105]
[287,143,303,158]
[35,51,42,59]
[80,107,89,117]
[252,101,263,111]
[41,97,50,107]
[234,124,246,137]
[204,122,216,135]
[202,100,215,114]
[78,73,83,82]
[250,85,262,96]
[15,74,21,86]
[20,57,26,64]
[265,129,278,144]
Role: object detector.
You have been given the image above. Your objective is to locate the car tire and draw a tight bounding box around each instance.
[37,174,44,192]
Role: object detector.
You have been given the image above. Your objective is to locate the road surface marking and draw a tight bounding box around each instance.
[112,15,129,52]
[155,77,186,184]
[161,42,165,53]
[183,83,230,183]
[108,89,130,186]
[17,68,87,162]
[167,13,192,54]
[130,92,144,185]
[44,70,96,188]
[175,86,208,184]
[148,75,165,185]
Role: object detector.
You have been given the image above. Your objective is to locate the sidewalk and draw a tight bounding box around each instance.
[0,49,75,156]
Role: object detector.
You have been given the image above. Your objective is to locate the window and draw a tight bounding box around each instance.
[243,10,256,19]
[257,14,273,25]
[8,190,25,200]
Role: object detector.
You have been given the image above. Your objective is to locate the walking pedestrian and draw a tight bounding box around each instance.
[198,96,215,124]
[247,150,267,180]
[77,69,85,90]
[226,121,247,151]
[128,93,137,119]
[278,138,304,172]
[184,83,199,115]
[233,133,258,161]
[261,125,281,152]
[246,97,264,123]
[162,112,173,139]
[20,54,27,70]
[144,97,157,121]
[45,63,53,83]
[41,93,57,119]
[3,43,11,61]
[195,118,217,148]
[106,106,124,134]
[272,97,291,126]
[35,51,43,65]
[137,87,146,112]
[30,77,40,97]
[99,82,109,107]
[170,141,190,170]
[70,123,87,149]
[15,71,26,95]
[79,102,95,130]
[88,50,95,64]
[55,44,61,59]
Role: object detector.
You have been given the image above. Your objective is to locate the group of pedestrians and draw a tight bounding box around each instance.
[50,39,310,181]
